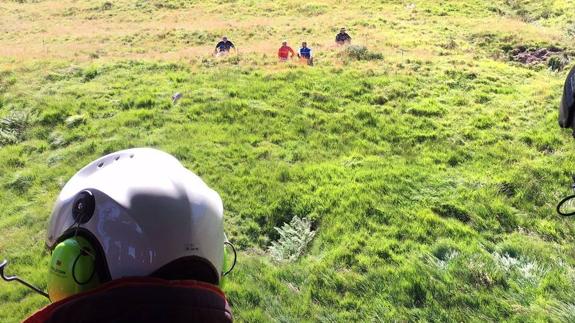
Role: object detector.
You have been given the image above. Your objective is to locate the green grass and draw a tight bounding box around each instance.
[1,0,575,322]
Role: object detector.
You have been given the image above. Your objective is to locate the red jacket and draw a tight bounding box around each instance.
[278,45,295,60]
[25,277,233,323]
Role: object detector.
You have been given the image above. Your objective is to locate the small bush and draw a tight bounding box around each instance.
[492,252,548,284]
[120,97,135,110]
[39,108,67,126]
[0,71,16,93]
[548,55,570,72]
[300,3,327,16]
[5,174,35,193]
[567,23,575,38]
[0,111,29,146]
[302,90,329,103]
[83,67,99,82]
[340,45,384,61]
[6,157,25,168]
[48,131,67,148]
[227,55,241,65]
[135,96,155,109]
[432,203,471,223]
[441,39,457,50]
[65,114,87,128]
[0,130,18,146]
[268,216,315,262]
[153,0,190,9]
[371,95,389,105]
[101,1,113,10]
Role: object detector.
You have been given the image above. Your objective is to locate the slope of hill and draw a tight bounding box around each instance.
[1,1,575,322]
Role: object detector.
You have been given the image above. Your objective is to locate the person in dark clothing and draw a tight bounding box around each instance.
[298,42,314,66]
[335,28,351,45]
[214,36,236,55]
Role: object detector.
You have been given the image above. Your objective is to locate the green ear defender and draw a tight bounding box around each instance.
[47,236,100,302]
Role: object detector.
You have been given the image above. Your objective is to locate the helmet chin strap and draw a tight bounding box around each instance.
[0,259,49,299]
[223,241,237,276]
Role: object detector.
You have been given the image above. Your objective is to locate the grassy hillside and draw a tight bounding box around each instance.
[1,0,575,322]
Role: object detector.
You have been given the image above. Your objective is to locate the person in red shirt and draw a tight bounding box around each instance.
[278,41,296,61]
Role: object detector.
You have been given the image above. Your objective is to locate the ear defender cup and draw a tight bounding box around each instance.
[47,236,100,302]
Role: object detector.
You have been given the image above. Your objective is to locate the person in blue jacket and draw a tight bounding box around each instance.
[298,42,314,66]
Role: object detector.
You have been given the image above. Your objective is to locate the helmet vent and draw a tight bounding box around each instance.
[130,154,135,158]
[115,156,120,161]
[97,162,104,168]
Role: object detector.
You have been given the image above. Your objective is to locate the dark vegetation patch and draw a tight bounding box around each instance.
[469,32,573,70]
[469,32,518,53]
[510,46,561,64]
[134,0,194,10]
[0,71,17,93]
[509,46,571,71]
[447,150,472,167]
[497,182,516,198]
[432,203,471,223]
[406,100,444,117]
[100,1,113,11]
[0,111,30,146]
[432,241,459,261]
[38,107,69,126]
[5,173,35,193]
[83,66,99,82]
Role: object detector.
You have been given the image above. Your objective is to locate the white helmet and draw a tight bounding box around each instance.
[46,148,226,287]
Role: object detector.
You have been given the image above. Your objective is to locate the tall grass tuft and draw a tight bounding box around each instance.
[549,302,575,322]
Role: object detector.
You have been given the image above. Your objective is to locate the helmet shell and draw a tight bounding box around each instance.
[46,148,225,283]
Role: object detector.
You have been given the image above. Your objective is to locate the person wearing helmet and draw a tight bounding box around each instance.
[24,148,235,323]
[278,41,296,61]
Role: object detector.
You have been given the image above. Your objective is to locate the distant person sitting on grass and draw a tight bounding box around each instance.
[278,41,296,61]
[214,36,236,56]
[335,28,351,45]
[298,42,314,66]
